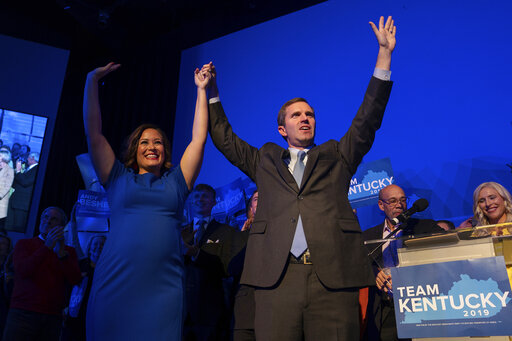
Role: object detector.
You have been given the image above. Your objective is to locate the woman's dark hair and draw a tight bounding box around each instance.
[122,124,172,173]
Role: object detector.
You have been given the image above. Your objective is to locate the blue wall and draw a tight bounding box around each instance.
[173,0,512,230]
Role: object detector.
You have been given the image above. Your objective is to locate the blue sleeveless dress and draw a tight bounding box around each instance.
[87,161,189,340]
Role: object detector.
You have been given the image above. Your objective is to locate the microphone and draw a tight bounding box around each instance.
[390,198,429,226]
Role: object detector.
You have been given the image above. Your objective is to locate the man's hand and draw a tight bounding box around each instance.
[44,226,65,250]
[182,239,199,257]
[241,217,253,231]
[87,62,121,83]
[458,217,474,228]
[369,16,396,53]
[194,64,212,90]
[15,160,22,173]
[376,268,393,293]
[369,16,396,71]
[199,62,219,99]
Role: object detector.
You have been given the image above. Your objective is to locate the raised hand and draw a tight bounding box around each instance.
[44,225,65,250]
[369,16,396,53]
[87,62,121,82]
[195,62,214,89]
[201,62,216,84]
[241,217,253,231]
[15,160,22,173]
[202,62,218,99]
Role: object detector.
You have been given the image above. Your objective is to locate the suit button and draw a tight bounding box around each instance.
[298,195,304,200]
[291,218,296,223]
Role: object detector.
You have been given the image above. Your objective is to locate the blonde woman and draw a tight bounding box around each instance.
[0,151,14,230]
[472,181,512,286]
[473,182,512,230]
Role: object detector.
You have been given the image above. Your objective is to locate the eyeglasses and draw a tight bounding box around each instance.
[381,197,408,206]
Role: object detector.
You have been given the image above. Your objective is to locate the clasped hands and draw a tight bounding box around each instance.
[44,225,68,259]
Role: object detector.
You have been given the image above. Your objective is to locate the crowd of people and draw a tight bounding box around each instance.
[0,14,510,341]
[0,139,40,232]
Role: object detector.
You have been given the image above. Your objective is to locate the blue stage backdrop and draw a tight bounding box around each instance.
[173,0,512,230]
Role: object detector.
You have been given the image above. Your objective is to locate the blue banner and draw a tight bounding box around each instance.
[348,158,394,208]
[76,190,110,219]
[391,257,512,338]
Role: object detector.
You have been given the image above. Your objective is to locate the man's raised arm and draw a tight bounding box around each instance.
[337,16,396,174]
[370,15,396,72]
[204,63,260,181]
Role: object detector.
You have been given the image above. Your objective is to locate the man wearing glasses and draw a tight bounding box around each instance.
[362,184,443,341]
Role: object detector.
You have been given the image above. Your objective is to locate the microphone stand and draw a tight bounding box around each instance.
[367,222,404,260]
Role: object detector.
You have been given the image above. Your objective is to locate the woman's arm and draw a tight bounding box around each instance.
[68,203,85,260]
[83,63,120,185]
[180,64,212,190]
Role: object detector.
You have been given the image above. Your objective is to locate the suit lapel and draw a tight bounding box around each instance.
[201,220,218,245]
[300,148,319,190]
[275,145,319,192]
[275,149,299,192]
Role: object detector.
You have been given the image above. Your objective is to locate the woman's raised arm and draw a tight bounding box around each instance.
[180,64,212,190]
[83,62,120,184]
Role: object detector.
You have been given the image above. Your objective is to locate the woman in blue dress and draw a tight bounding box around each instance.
[83,62,212,340]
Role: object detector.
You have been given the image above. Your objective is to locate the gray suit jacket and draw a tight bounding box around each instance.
[209,76,392,289]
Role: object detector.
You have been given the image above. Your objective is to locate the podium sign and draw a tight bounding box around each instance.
[391,257,512,338]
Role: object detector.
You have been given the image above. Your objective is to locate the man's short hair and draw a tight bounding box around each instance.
[41,206,68,226]
[193,184,216,198]
[28,152,40,163]
[436,219,455,230]
[277,97,312,127]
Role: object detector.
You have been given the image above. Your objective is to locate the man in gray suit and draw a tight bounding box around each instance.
[205,16,397,340]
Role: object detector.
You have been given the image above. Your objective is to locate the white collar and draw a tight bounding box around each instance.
[26,163,38,172]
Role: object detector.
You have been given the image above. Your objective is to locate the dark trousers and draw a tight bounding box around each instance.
[184,322,230,341]
[363,288,411,341]
[233,285,255,341]
[254,261,360,341]
[3,308,62,341]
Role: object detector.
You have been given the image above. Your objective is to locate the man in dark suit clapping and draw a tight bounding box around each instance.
[182,184,239,341]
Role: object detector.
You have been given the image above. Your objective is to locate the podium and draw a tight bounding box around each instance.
[365,223,512,341]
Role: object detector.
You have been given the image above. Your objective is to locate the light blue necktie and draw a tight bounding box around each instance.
[291,151,308,257]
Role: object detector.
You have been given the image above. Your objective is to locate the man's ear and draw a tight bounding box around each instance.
[278,125,287,138]
[377,200,385,212]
